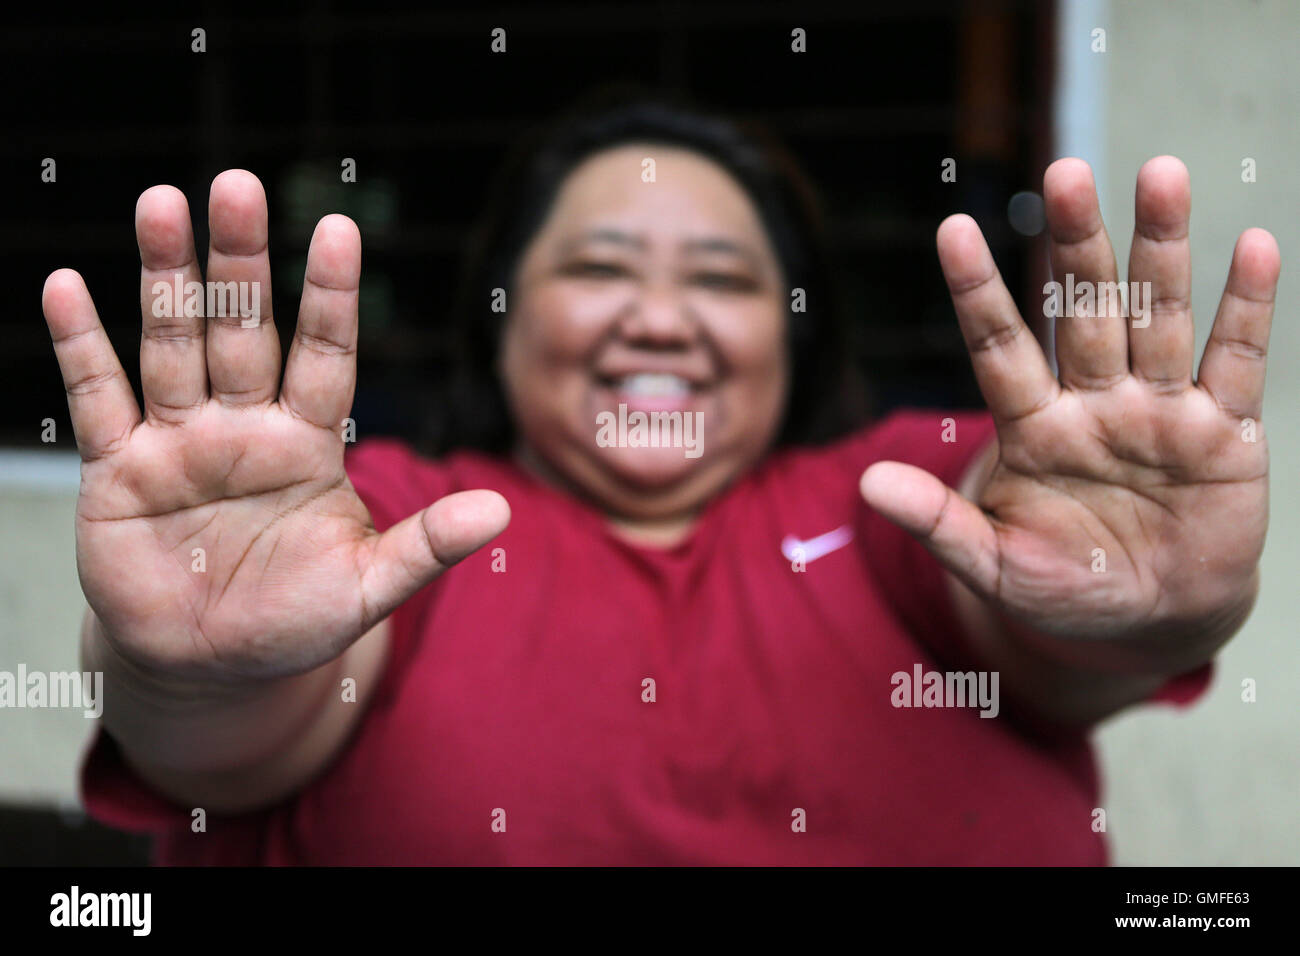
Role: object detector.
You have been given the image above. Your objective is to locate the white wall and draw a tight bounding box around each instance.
[0,453,87,807]
[1059,0,1299,864]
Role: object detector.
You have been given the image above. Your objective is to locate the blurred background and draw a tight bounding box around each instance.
[0,0,1295,864]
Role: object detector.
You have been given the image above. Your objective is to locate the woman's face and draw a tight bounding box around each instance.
[501,144,789,532]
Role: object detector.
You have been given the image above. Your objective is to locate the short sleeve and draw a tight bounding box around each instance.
[80,727,193,833]
[1147,660,1214,707]
[79,729,272,864]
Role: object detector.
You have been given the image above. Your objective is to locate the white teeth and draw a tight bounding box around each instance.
[614,373,692,397]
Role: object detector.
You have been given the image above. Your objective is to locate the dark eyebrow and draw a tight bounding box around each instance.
[681,237,762,269]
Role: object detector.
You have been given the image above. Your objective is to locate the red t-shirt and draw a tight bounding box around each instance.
[79,409,1210,865]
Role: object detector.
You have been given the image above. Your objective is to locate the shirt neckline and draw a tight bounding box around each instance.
[480,451,739,562]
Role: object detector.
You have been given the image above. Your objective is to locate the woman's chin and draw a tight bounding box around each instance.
[595,444,704,489]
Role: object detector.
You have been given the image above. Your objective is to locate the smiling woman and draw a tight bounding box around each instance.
[435,98,862,462]
[503,142,790,542]
[430,100,866,547]
[59,95,1278,865]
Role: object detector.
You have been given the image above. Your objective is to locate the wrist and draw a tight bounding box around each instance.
[81,609,260,715]
[82,607,347,776]
[989,577,1253,681]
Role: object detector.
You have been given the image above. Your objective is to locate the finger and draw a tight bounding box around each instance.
[1127,156,1195,391]
[358,490,511,629]
[205,169,280,406]
[1197,228,1280,421]
[860,462,999,597]
[42,269,141,461]
[937,214,1059,424]
[280,216,360,429]
[1043,158,1129,388]
[137,185,207,421]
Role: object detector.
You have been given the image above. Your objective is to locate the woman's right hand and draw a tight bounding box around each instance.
[43,170,509,687]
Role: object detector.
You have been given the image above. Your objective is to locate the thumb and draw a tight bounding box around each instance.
[359,489,511,624]
[859,461,999,597]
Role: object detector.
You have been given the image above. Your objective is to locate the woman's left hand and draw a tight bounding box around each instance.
[861,156,1280,675]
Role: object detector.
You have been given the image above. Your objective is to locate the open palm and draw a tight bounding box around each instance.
[44,171,508,682]
[863,157,1279,658]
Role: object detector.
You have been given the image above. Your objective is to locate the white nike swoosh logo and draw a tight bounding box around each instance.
[781,524,854,563]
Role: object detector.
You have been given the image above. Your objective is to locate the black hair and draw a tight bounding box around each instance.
[423,89,867,456]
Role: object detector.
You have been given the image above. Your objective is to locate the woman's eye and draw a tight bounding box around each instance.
[563,261,628,279]
[690,272,758,292]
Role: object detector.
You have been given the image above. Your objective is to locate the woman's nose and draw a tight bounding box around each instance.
[618,283,698,346]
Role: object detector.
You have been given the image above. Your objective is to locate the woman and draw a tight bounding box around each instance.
[48,101,1278,864]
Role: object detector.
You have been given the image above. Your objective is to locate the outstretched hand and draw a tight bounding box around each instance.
[862,156,1279,668]
[44,171,509,683]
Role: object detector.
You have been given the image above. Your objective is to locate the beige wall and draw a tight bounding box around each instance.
[0,456,88,807]
[1062,0,1299,864]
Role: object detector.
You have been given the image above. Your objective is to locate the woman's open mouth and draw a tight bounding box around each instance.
[596,372,706,413]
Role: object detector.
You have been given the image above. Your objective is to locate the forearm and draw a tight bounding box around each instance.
[947,575,1173,731]
[82,609,389,813]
